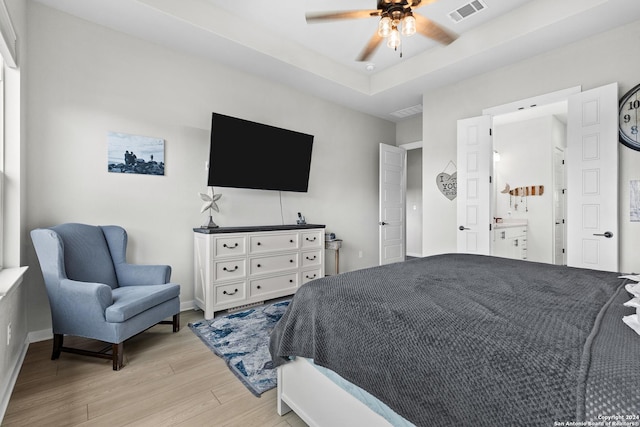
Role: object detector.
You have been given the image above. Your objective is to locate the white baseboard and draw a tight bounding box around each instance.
[180,299,196,312]
[28,328,53,343]
[0,336,29,424]
[406,252,422,258]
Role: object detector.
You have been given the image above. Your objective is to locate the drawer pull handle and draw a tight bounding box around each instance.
[306,274,317,279]
[257,264,261,268]
[223,266,238,272]
[305,237,317,242]
[223,288,238,296]
[306,255,316,260]
[257,242,262,246]
[289,279,294,283]
[256,285,261,290]
[290,239,294,243]
[223,243,239,249]
[290,259,294,263]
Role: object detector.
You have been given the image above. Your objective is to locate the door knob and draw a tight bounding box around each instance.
[459,226,470,231]
[379,221,388,226]
[593,231,613,238]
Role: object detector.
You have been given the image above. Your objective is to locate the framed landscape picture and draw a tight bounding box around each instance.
[107,131,165,176]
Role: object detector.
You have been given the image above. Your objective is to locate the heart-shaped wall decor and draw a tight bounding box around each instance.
[436,172,457,200]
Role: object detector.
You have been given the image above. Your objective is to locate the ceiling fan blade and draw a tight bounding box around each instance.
[414,13,457,44]
[357,32,384,62]
[410,0,439,10]
[306,10,380,23]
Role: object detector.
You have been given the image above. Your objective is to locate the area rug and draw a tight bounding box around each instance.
[188,300,290,397]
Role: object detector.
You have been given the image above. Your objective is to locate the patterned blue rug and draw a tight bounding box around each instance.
[188,300,290,397]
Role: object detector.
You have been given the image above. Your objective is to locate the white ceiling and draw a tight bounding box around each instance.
[33,0,640,122]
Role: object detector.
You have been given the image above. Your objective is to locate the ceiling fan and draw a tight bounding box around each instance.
[306,0,457,62]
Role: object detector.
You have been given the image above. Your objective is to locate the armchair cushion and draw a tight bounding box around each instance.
[106,283,180,323]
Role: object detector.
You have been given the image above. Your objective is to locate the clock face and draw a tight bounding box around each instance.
[619,83,640,151]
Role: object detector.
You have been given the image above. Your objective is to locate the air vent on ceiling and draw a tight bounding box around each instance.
[390,104,423,119]
[448,0,487,23]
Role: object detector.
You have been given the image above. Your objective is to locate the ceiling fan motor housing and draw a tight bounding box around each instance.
[378,0,421,8]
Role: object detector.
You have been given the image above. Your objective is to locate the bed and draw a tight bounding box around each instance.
[269,253,640,427]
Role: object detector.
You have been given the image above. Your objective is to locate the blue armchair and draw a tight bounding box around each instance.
[30,223,181,370]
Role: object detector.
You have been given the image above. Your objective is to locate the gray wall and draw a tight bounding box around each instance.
[421,19,640,274]
[25,3,395,333]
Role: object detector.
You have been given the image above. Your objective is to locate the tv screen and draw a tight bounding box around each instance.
[208,113,314,192]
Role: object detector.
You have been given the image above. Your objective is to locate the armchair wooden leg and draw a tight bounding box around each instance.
[52,334,63,360]
[173,313,180,333]
[112,342,123,371]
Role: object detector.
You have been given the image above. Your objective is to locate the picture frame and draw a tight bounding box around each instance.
[107,132,165,176]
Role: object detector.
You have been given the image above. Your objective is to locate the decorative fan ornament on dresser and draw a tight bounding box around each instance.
[306,0,458,61]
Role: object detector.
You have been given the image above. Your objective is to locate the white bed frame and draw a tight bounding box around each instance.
[277,357,393,427]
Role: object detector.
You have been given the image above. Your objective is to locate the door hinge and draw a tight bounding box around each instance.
[489,176,492,183]
[562,248,565,254]
[489,128,492,136]
[489,224,492,231]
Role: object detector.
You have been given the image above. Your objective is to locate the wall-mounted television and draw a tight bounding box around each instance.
[208,113,314,192]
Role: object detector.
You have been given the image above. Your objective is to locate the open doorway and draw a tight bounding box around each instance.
[458,84,619,271]
[400,141,422,258]
[491,102,567,264]
[405,146,423,257]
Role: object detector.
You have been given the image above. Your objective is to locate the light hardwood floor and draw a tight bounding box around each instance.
[3,309,307,427]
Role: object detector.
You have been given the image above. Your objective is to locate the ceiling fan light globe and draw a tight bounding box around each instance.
[402,14,416,36]
[387,28,401,49]
[378,16,391,37]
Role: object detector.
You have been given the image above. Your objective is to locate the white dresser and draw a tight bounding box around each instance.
[194,224,325,319]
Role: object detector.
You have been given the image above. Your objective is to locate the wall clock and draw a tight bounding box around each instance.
[619,83,640,151]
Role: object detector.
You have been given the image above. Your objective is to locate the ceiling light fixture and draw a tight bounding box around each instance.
[376,6,417,52]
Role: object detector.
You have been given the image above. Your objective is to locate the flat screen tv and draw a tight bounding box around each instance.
[208,113,314,192]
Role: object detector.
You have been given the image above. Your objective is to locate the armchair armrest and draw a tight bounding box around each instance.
[115,264,171,286]
[54,279,113,324]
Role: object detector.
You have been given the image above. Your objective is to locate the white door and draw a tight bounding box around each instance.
[457,116,492,254]
[379,143,406,265]
[567,83,618,272]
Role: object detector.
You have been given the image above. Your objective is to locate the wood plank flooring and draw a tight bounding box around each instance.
[3,310,307,427]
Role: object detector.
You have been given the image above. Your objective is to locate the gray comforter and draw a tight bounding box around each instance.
[269,254,640,426]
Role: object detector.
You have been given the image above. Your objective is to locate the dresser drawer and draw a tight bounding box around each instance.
[301,268,322,284]
[301,250,322,267]
[301,231,323,248]
[249,253,298,276]
[214,258,246,282]
[250,272,298,297]
[214,235,247,257]
[249,233,299,253]
[214,282,246,304]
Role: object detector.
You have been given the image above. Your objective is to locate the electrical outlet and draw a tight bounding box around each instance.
[7,322,11,346]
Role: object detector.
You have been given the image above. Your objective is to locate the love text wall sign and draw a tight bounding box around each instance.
[436,171,457,200]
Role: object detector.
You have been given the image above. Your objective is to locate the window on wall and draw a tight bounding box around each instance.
[0,61,4,269]
[0,0,17,270]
